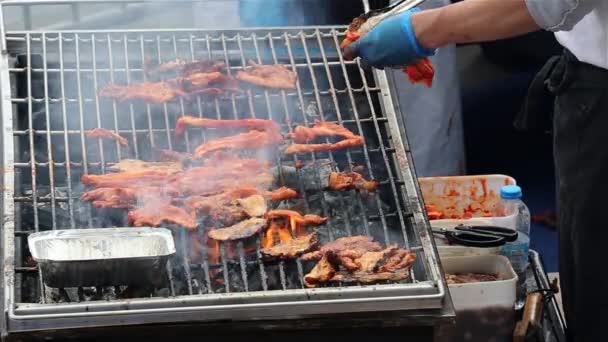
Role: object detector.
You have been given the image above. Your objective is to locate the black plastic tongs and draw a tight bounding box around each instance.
[432,225,518,248]
[358,0,429,35]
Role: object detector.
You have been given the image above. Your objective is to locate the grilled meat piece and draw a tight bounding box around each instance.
[267,186,298,201]
[301,235,382,262]
[289,120,359,143]
[304,254,336,288]
[85,128,129,147]
[236,60,297,89]
[261,233,319,260]
[99,82,187,104]
[107,159,183,174]
[284,121,364,155]
[265,209,327,234]
[329,270,411,284]
[81,187,139,208]
[81,170,174,188]
[144,59,225,76]
[355,245,399,272]
[236,195,267,218]
[193,130,284,158]
[175,116,281,136]
[208,217,268,241]
[328,171,379,192]
[128,202,196,230]
[378,249,417,272]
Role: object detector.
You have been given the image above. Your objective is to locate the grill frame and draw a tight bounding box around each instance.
[0,0,451,335]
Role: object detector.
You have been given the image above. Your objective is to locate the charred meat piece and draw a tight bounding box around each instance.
[329,270,411,284]
[236,60,297,89]
[304,254,336,288]
[128,202,196,230]
[99,82,187,104]
[176,71,224,89]
[81,170,174,188]
[85,128,129,147]
[107,159,183,174]
[355,245,399,272]
[208,217,268,241]
[378,249,417,272]
[193,130,284,158]
[175,116,281,136]
[301,235,382,262]
[261,233,319,260]
[328,171,379,192]
[285,121,364,154]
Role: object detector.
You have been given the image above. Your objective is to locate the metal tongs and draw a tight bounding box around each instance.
[359,0,429,35]
[432,225,519,248]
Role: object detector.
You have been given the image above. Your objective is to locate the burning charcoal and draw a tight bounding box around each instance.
[273,159,335,192]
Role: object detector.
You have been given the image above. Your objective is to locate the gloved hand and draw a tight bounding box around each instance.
[344,8,435,68]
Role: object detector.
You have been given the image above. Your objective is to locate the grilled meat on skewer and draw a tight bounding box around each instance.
[236,60,297,89]
[175,116,281,136]
[261,233,319,260]
[128,202,197,230]
[107,159,183,174]
[208,217,268,241]
[85,128,129,147]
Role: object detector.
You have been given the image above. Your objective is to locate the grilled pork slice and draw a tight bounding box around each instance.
[81,187,140,209]
[85,128,129,147]
[329,270,411,284]
[127,202,196,230]
[192,130,285,159]
[144,59,225,76]
[328,171,379,192]
[99,82,187,104]
[175,116,281,137]
[236,61,297,89]
[107,159,183,174]
[81,170,174,188]
[265,210,327,229]
[304,254,336,288]
[284,121,364,155]
[301,235,382,262]
[261,233,319,260]
[208,217,268,241]
[266,187,299,201]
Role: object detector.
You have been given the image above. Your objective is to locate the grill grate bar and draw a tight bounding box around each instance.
[90,33,109,174]
[106,33,125,161]
[25,33,40,231]
[121,34,141,158]
[154,35,175,151]
[138,34,158,150]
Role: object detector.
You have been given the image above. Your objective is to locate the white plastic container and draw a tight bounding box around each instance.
[439,255,518,342]
[420,175,517,257]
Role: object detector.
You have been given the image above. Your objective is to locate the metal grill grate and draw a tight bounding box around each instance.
[1,25,445,331]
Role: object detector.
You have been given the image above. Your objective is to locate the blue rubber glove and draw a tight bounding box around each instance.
[344,8,435,69]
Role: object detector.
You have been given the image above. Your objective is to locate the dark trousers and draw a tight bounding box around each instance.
[549,52,608,342]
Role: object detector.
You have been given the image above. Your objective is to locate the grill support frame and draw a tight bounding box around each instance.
[0,0,453,337]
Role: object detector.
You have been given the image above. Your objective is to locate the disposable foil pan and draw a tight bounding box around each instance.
[28,228,176,288]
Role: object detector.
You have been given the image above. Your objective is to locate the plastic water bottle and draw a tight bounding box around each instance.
[495,185,530,309]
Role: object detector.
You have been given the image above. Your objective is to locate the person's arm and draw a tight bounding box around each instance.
[412,0,540,49]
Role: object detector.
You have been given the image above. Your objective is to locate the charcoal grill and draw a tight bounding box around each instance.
[0,0,452,338]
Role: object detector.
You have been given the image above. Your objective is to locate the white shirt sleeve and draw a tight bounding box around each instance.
[525,0,600,31]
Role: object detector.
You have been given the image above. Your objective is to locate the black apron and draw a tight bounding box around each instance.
[518,50,608,342]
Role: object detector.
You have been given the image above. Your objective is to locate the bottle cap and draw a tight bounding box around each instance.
[500,185,522,199]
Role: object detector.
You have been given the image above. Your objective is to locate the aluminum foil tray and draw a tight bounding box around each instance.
[28,228,176,288]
